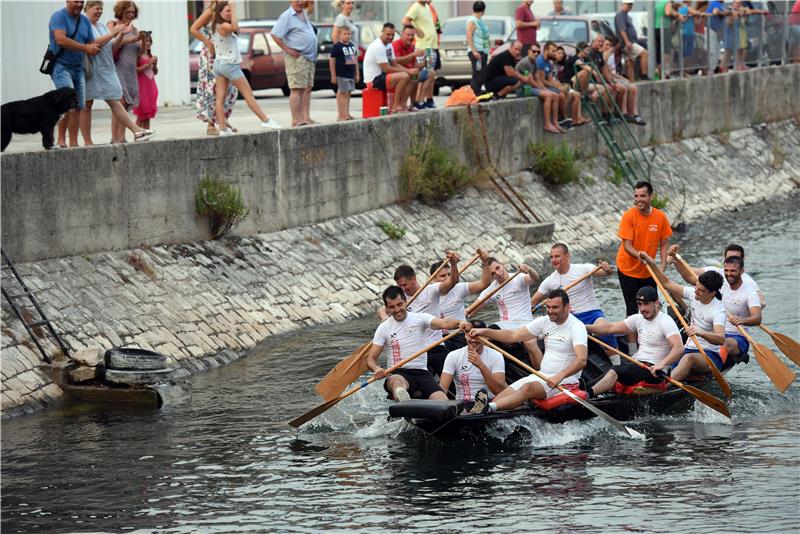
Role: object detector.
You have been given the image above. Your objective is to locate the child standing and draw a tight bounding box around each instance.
[133,31,158,129]
[329,27,359,121]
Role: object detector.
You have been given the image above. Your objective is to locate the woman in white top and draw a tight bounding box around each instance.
[331,0,358,48]
[211,1,280,134]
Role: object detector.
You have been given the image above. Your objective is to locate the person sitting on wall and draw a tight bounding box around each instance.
[484,40,527,99]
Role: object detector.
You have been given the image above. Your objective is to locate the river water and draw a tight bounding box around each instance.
[3,193,799,533]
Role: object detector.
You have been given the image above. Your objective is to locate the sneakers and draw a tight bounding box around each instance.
[469,388,490,414]
[219,127,234,137]
[393,387,411,402]
[632,115,647,126]
[413,102,426,110]
[476,92,494,102]
[134,129,155,142]
[261,119,282,130]
[423,99,436,109]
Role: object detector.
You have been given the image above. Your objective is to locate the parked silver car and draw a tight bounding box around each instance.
[491,15,616,58]
[437,15,516,88]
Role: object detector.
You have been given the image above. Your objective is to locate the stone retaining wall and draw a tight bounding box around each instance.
[2,119,798,418]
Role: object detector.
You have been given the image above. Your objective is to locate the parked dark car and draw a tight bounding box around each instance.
[312,21,384,92]
[189,25,289,96]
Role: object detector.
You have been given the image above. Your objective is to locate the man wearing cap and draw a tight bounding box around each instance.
[614,0,650,81]
[585,286,683,397]
[639,252,727,381]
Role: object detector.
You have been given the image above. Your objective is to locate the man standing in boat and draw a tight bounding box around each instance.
[669,249,762,363]
[466,289,588,412]
[368,285,468,402]
[584,286,684,397]
[531,243,619,357]
[379,251,460,376]
[639,253,726,381]
[616,181,672,355]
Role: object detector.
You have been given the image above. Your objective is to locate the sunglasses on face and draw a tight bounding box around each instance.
[531,49,540,54]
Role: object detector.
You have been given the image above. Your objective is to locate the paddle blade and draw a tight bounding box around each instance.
[770,331,800,367]
[562,388,644,440]
[752,342,796,393]
[314,343,372,401]
[678,382,731,418]
[288,396,342,428]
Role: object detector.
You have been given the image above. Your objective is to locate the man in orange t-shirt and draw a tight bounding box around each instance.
[615,181,672,352]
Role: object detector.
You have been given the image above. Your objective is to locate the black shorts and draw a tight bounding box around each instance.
[618,271,657,316]
[486,75,518,94]
[613,360,662,385]
[372,72,388,90]
[384,368,443,399]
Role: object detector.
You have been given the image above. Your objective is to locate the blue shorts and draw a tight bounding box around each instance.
[213,61,245,81]
[725,333,749,356]
[574,309,618,349]
[680,348,724,370]
[51,61,85,109]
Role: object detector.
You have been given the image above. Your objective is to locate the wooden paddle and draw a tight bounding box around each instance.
[290,330,462,428]
[314,256,450,401]
[477,337,643,439]
[644,263,733,399]
[733,321,795,393]
[466,270,522,317]
[532,264,605,313]
[758,325,800,367]
[458,253,481,276]
[588,335,731,418]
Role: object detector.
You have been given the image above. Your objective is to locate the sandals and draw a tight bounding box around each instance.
[134,129,155,142]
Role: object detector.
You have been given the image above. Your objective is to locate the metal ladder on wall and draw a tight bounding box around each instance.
[582,61,651,187]
[1,249,71,364]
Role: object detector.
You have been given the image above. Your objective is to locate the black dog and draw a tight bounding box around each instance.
[1,87,78,152]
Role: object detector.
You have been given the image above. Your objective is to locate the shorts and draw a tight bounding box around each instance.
[383,368,444,399]
[337,77,355,93]
[51,61,85,109]
[725,333,749,356]
[790,25,800,46]
[508,373,572,399]
[574,309,618,349]
[515,85,542,97]
[613,360,662,385]
[285,54,314,88]
[416,48,439,71]
[618,271,657,316]
[681,348,724,370]
[485,75,518,94]
[371,72,390,91]
[623,42,646,59]
[213,61,245,81]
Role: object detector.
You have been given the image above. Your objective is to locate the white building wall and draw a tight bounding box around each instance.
[1,1,190,106]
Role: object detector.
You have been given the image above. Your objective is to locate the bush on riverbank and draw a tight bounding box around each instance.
[399,127,473,205]
[529,141,582,185]
[195,175,250,239]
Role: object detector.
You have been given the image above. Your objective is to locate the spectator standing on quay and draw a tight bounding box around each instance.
[484,40,526,99]
[363,23,418,114]
[402,0,438,109]
[615,0,650,80]
[515,0,540,56]
[515,45,563,133]
[615,180,672,353]
[108,1,143,144]
[133,31,158,130]
[329,27,360,120]
[466,1,491,95]
[210,1,281,134]
[49,0,100,149]
[79,0,153,146]
[706,0,729,73]
[331,0,358,49]
[549,0,572,16]
[272,0,318,127]
[190,1,238,136]
[392,25,426,110]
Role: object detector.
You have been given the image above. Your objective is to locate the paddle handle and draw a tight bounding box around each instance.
[466,270,522,317]
[644,263,732,399]
[734,321,755,344]
[532,264,605,312]
[674,253,699,285]
[458,253,481,276]
[478,337,566,394]
[408,257,449,307]
[589,335,677,387]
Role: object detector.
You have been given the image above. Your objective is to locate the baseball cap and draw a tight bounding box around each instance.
[635,286,658,302]
[623,0,634,4]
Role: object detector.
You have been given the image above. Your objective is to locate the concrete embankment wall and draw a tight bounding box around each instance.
[1,65,798,264]
[1,116,798,418]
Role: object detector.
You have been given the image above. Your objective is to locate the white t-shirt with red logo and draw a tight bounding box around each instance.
[406,282,442,347]
[623,311,680,364]
[441,346,505,402]
[372,312,436,370]
[525,314,587,384]
[536,263,600,314]
[438,281,470,334]
[682,286,726,352]
[478,274,533,327]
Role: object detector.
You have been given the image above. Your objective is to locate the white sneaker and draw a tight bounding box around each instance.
[260,119,282,130]
[134,129,155,142]
[219,128,234,137]
[393,387,411,402]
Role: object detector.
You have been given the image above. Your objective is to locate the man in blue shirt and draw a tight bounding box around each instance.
[271,0,319,127]
[48,0,100,147]
[706,1,729,72]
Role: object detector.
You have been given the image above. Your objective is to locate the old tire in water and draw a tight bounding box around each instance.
[104,348,168,371]
[102,367,174,386]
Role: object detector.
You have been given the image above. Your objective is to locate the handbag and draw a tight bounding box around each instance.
[40,14,83,75]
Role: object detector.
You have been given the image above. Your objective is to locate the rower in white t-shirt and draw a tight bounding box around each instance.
[467,288,588,413]
[439,319,506,405]
[587,286,684,397]
[532,243,618,351]
[640,253,727,382]
[367,285,467,402]
[477,258,539,329]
